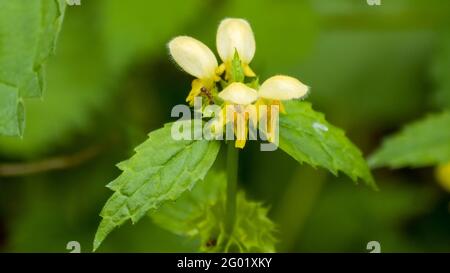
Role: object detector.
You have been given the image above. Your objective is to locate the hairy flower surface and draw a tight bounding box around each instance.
[217,18,256,78]
[219,83,258,105]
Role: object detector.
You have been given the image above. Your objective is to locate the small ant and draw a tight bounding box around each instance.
[200,87,214,104]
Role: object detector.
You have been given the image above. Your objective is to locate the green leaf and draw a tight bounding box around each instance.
[0,0,66,136]
[93,122,221,251]
[217,193,277,253]
[0,3,115,157]
[0,84,24,136]
[279,101,376,189]
[150,168,227,237]
[368,112,450,169]
[150,168,277,253]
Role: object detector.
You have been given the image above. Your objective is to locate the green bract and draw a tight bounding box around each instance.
[230,51,245,83]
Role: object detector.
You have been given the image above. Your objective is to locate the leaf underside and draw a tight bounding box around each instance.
[369,111,450,169]
[279,100,376,189]
[93,122,220,251]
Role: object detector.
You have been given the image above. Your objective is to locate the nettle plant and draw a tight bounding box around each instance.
[93,18,377,252]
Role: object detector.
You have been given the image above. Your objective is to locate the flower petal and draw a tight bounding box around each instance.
[258,75,309,100]
[218,82,258,105]
[168,36,218,79]
[216,18,255,64]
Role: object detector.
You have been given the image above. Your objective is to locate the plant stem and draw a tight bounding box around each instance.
[0,144,102,177]
[225,142,238,241]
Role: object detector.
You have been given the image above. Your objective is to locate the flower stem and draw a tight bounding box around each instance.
[225,142,238,242]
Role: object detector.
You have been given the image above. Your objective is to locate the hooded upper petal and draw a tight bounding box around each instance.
[218,82,258,105]
[216,18,255,64]
[168,36,218,80]
[258,75,309,100]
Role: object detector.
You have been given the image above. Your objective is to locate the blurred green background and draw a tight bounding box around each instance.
[0,0,449,252]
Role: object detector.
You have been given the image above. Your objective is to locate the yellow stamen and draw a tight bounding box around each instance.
[234,115,248,149]
[243,63,256,77]
[273,100,286,114]
[224,104,250,149]
[235,139,246,149]
[186,79,203,106]
[216,63,226,76]
[254,99,282,144]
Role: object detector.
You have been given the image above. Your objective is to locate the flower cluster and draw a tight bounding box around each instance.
[168,18,309,148]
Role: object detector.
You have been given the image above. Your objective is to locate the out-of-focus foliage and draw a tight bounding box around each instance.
[218,0,317,73]
[0,3,112,157]
[432,32,450,109]
[0,0,66,136]
[150,167,277,253]
[369,112,450,169]
[1,0,450,253]
[294,177,445,252]
[99,0,204,72]
[94,122,220,251]
[298,31,432,131]
[1,151,196,253]
[368,14,450,172]
[280,101,375,187]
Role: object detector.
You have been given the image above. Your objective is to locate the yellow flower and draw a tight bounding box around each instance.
[256,75,309,114]
[253,75,309,143]
[259,75,309,100]
[168,18,311,150]
[436,162,450,192]
[216,18,256,78]
[168,36,219,106]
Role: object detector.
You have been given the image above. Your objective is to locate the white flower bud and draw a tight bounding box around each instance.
[258,75,309,100]
[168,36,218,80]
[218,82,258,105]
[216,18,255,64]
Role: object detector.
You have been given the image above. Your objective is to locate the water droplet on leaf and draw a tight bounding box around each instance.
[313,122,328,133]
